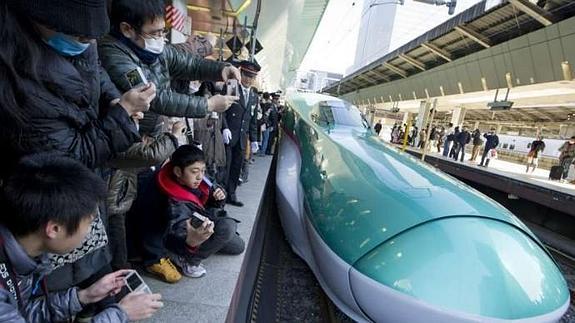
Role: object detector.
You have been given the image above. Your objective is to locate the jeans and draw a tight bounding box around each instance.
[443,140,452,157]
[480,148,491,166]
[454,144,466,161]
[259,128,270,156]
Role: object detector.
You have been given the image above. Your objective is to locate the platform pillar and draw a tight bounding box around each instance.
[450,107,466,127]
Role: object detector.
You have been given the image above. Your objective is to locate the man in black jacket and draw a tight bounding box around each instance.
[224,60,260,207]
[454,126,471,162]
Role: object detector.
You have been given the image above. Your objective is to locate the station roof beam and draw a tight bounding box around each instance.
[508,0,554,26]
[383,63,408,78]
[358,74,380,86]
[421,42,453,62]
[398,54,426,71]
[454,25,491,48]
[366,70,390,82]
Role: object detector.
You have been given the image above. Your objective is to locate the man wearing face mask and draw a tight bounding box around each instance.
[0,0,158,321]
[99,0,240,138]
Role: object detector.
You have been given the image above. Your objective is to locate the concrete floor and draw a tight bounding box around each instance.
[143,156,273,323]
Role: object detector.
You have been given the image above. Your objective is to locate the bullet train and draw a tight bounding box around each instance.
[275,92,569,322]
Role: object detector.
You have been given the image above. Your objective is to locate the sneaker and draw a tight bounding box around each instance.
[173,256,206,278]
[146,257,182,283]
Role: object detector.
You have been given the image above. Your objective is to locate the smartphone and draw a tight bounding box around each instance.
[124,270,152,294]
[125,67,148,88]
[190,211,208,229]
[226,79,238,97]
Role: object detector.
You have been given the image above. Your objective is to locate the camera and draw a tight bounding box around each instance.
[124,67,148,88]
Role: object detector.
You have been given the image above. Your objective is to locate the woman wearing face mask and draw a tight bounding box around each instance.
[0,0,161,321]
[99,0,241,140]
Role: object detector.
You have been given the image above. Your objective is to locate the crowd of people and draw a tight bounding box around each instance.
[0,0,283,321]
[387,120,575,182]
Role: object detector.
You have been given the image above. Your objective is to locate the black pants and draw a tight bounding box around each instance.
[225,143,244,199]
[108,213,128,269]
[480,148,491,166]
[454,144,466,162]
[179,217,245,266]
[127,170,170,267]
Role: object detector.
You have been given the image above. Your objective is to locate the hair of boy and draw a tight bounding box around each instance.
[171,144,206,170]
[0,153,106,237]
[110,0,165,32]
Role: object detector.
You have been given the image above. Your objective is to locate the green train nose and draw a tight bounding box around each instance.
[351,217,569,320]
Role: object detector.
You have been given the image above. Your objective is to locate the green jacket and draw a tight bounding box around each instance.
[98,35,225,135]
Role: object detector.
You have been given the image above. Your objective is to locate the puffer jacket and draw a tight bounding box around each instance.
[98,35,226,136]
[0,42,139,292]
[0,44,139,178]
[0,226,128,322]
[107,133,179,215]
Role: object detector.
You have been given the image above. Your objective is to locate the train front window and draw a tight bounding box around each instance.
[316,101,366,128]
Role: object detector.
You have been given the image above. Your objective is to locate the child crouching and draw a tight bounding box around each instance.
[157,145,245,278]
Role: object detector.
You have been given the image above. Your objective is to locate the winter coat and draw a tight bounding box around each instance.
[98,35,226,136]
[106,133,179,215]
[472,130,483,146]
[193,115,228,169]
[156,163,226,257]
[528,140,546,158]
[483,133,500,150]
[0,226,128,322]
[0,44,139,178]
[559,141,575,160]
[0,43,139,292]
[456,130,471,145]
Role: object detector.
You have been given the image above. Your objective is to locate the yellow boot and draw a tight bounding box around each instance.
[146,257,182,283]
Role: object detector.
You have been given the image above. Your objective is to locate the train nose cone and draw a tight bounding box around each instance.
[349,217,569,322]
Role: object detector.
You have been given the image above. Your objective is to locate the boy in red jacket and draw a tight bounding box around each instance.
[157,145,245,278]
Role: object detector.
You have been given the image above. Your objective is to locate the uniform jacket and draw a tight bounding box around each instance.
[224,86,258,149]
[156,163,226,257]
[0,44,139,178]
[98,35,226,136]
[0,226,127,323]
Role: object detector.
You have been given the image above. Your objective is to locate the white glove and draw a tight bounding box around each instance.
[223,128,232,144]
[251,142,259,154]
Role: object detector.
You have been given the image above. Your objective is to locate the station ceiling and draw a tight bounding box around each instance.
[323,0,575,95]
[184,0,329,90]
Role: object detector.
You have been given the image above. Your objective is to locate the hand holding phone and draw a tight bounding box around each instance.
[125,67,149,89]
[124,270,152,294]
[226,79,238,97]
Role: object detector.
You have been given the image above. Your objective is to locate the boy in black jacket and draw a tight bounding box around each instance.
[157,145,245,278]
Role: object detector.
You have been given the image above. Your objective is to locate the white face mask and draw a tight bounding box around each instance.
[143,36,165,54]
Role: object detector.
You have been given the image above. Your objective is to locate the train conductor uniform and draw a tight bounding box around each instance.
[224,60,259,207]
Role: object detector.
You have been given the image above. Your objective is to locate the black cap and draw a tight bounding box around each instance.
[9,0,110,38]
[239,60,261,77]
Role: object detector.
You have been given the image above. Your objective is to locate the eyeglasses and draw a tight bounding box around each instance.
[139,28,170,40]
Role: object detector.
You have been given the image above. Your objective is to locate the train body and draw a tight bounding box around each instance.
[275,92,569,322]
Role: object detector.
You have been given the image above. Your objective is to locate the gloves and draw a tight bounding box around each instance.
[251,142,259,154]
[223,128,232,144]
